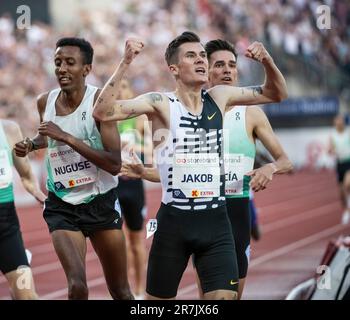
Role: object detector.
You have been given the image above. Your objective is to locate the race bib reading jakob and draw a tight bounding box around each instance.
[48,144,97,190]
[173,153,220,198]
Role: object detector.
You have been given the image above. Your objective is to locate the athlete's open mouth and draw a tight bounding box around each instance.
[222,77,232,82]
[58,76,72,84]
[195,67,206,74]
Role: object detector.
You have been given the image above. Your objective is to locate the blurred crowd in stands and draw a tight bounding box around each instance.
[0,0,349,137]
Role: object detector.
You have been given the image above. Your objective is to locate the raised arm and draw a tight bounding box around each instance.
[246,107,293,192]
[6,120,46,204]
[94,93,162,122]
[208,42,288,112]
[93,38,159,122]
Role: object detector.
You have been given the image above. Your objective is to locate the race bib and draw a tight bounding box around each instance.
[173,153,220,198]
[0,150,13,189]
[146,219,157,239]
[48,144,97,191]
[224,153,254,196]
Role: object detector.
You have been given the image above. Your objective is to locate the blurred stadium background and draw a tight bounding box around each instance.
[0,0,350,299]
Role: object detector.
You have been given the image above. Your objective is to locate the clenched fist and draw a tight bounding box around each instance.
[122,38,145,65]
[245,42,272,64]
[14,137,32,157]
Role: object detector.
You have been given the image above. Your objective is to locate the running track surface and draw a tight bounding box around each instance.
[1,170,349,300]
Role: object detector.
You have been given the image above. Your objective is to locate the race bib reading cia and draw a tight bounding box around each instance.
[224,153,254,195]
[48,144,97,191]
[173,153,220,198]
[0,150,12,189]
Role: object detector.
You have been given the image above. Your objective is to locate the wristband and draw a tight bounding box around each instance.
[25,138,38,152]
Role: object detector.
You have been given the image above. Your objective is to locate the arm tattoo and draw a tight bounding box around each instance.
[108,81,115,87]
[98,97,104,104]
[150,93,163,104]
[106,106,115,117]
[249,86,263,97]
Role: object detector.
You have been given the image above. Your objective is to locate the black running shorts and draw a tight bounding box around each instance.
[146,203,238,298]
[336,160,350,183]
[0,202,29,274]
[117,177,146,231]
[43,188,123,237]
[226,197,251,279]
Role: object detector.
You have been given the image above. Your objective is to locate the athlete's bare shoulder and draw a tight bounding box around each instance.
[206,85,229,113]
[140,92,169,117]
[145,92,168,106]
[141,92,170,130]
[1,119,22,145]
[206,84,227,95]
[246,105,267,124]
[37,91,50,115]
[246,105,272,140]
[247,105,265,114]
